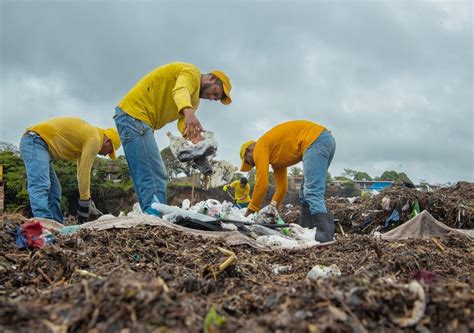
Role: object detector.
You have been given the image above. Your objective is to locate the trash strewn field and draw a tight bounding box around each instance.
[1,183,473,332]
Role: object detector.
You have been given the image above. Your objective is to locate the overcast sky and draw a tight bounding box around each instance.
[1,0,472,184]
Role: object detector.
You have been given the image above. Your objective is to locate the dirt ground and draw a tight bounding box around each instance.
[1,183,473,332]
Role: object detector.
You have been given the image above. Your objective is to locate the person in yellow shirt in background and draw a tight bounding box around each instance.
[239,120,336,243]
[114,62,232,214]
[223,177,251,208]
[19,118,121,224]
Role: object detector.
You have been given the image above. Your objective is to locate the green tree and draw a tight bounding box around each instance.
[354,171,372,181]
[326,171,332,183]
[379,170,413,185]
[160,147,190,180]
[342,168,357,179]
[289,167,303,177]
[379,170,399,181]
[0,150,28,211]
[342,168,372,181]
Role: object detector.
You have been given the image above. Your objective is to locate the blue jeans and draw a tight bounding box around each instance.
[299,130,336,214]
[19,133,64,223]
[114,107,168,212]
[235,202,249,208]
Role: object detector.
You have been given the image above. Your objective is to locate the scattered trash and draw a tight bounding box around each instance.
[384,209,400,229]
[288,224,316,241]
[59,225,82,235]
[412,269,436,284]
[14,220,54,249]
[256,234,319,249]
[203,247,237,279]
[381,196,391,211]
[391,280,426,327]
[271,264,292,274]
[306,264,341,280]
[181,199,191,210]
[409,199,421,219]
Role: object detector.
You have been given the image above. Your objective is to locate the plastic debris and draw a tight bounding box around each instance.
[384,209,400,228]
[14,220,55,249]
[288,224,316,241]
[412,269,436,284]
[409,200,421,219]
[59,225,82,235]
[256,201,279,224]
[271,264,292,274]
[256,234,319,249]
[182,199,191,210]
[381,196,391,211]
[306,264,341,281]
[392,280,426,327]
[167,131,236,186]
[175,131,217,162]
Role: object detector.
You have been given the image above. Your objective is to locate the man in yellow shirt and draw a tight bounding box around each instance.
[114,62,232,213]
[19,118,121,223]
[223,177,251,208]
[239,120,336,242]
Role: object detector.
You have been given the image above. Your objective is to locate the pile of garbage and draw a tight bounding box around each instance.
[1,213,472,332]
[326,182,474,234]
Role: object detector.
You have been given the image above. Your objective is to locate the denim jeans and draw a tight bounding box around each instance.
[19,133,64,223]
[299,130,336,214]
[114,107,168,212]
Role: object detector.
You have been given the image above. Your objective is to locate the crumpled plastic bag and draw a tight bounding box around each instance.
[306,264,341,280]
[288,224,316,241]
[255,202,279,224]
[176,131,217,162]
[256,234,319,249]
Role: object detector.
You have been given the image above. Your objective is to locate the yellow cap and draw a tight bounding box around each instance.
[211,70,232,105]
[103,128,121,160]
[240,140,255,172]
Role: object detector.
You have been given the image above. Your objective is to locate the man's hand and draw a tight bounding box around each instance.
[77,199,91,224]
[244,208,256,217]
[181,107,204,143]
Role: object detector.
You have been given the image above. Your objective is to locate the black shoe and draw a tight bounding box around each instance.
[312,213,335,243]
[299,202,312,228]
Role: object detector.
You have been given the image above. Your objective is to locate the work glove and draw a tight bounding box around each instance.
[223,185,228,192]
[89,200,103,217]
[77,199,91,224]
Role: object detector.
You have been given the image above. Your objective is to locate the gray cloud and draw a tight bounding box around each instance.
[1,0,472,183]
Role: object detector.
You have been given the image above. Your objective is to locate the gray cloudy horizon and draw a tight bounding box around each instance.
[1,0,473,184]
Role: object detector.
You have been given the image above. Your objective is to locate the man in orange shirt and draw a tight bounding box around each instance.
[239,120,336,242]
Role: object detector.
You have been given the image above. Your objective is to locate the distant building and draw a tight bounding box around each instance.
[356,180,394,194]
[288,176,303,192]
[105,164,120,181]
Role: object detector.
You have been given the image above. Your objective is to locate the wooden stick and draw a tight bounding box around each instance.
[337,223,346,237]
[37,267,53,285]
[191,173,196,205]
[431,237,445,252]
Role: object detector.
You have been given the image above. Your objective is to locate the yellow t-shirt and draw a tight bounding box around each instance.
[118,62,201,134]
[229,180,251,204]
[249,120,326,212]
[28,117,105,200]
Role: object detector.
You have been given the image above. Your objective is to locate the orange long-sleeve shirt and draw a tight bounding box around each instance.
[249,120,326,212]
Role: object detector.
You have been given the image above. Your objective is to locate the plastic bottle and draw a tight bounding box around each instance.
[277,216,290,236]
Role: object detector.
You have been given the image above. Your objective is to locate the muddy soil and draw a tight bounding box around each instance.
[1,217,473,332]
[1,182,473,332]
